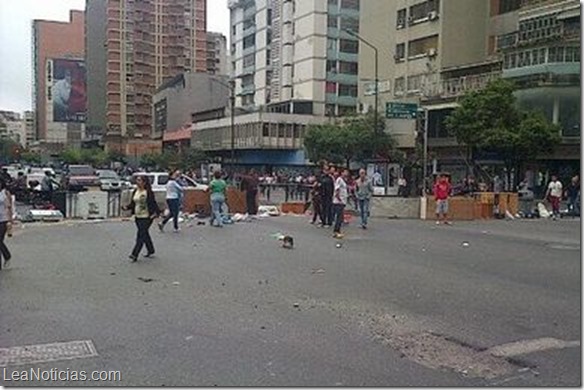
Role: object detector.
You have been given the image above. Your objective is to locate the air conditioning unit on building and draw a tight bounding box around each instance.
[428,11,439,21]
[427,48,438,57]
[397,19,405,29]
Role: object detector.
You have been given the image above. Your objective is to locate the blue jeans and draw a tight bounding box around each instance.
[210,193,225,227]
[568,196,580,216]
[332,203,345,233]
[358,198,370,226]
[161,198,180,230]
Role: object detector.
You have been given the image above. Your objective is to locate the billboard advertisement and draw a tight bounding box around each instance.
[52,58,86,123]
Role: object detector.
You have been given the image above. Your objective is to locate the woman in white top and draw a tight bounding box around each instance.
[0,178,14,269]
[158,169,184,232]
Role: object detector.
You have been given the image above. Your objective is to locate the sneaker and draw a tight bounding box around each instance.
[3,258,10,269]
[173,228,180,233]
[333,232,344,239]
[444,221,452,225]
[361,225,367,230]
[129,255,138,262]
[435,221,441,225]
[144,252,155,258]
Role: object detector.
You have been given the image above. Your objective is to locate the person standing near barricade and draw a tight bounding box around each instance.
[546,175,563,220]
[158,169,184,233]
[208,170,227,228]
[241,169,259,215]
[433,173,452,225]
[332,169,349,239]
[124,175,160,262]
[565,175,580,217]
[319,165,334,227]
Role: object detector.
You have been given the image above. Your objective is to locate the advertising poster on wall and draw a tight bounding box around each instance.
[52,59,87,123]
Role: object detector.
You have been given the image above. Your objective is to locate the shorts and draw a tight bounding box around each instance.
[436,199,449,215]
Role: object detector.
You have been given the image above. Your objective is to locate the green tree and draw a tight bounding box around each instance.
[20,151,42,164]
[304,113,396,167]
[0,139,20,163]
[179,147,207,171]
[60,148,83,164]
[445,79,560,186]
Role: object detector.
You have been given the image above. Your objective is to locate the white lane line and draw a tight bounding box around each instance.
[487,337,580,357]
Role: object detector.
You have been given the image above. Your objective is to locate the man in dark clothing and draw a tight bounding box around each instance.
[241,169,259,215]
[565,175,580,216]
[319,166,334,227]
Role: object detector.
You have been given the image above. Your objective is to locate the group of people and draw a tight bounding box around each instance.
[545,174,580,220]
[123,169,228,262]
[308,165,374,238]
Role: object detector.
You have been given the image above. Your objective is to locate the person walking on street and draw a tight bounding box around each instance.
[565,175,580,217]
[356,169,373,229]
[433,174,452,225]
[208,170,227,228]
[124,175,160,262]
[159,169,184,233]
[546,175,563,220]
[0,179,14,269]
[332,169,349,239]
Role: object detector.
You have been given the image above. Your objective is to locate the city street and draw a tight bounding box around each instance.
[0,216,581,386]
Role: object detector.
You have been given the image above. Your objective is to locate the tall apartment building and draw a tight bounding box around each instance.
[0,111,27,148]
[32,10,86,148]
[24,111,37,146]
[358,0,492,151]
[228,0,361,116]
[86,0,207,156]
[207,32,229,75]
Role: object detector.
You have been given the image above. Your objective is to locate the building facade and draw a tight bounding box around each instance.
[228,0,361,116]
[86,0,208,156]
[207,32,229,75]
[32,10,86,148]
[23,111,37,147]
[0,111,27,148]
[153,72,230,149]
[358,0,580,185]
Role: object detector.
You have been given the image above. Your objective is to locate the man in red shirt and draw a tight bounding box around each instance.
[433,174,452,225]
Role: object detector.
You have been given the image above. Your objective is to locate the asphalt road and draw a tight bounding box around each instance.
[0,215,580,386]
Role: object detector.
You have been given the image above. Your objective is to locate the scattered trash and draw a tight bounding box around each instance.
[196,221,206,226]
[481,231,488,234]
[172,281,180,286]
[518,367,530,373]
[137,277,155,283]
[461,241,470,248]
[421,248,426,252]
[260,326,266,330]
[185,336,193,341]
[258,205,280,217]
[221,282,226,286]
[110,272,116,276]
[311,268,326,274]
[335,243,342,248]
[505,210,515,220]
[232,213,253,222]
[280,235,294,249]
[537,202,551,218]
[293,302,300,308]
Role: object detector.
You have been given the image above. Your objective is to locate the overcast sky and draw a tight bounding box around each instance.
[0,0,230,113]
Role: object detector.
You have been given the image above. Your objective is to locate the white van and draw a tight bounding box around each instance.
[131,172,207,192]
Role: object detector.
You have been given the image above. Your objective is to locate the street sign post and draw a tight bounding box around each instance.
[386,102,419,119]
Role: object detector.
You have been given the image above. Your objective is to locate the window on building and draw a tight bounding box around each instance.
[242,94,255,106]
[395,43,405,61]
[263,123,270,137]
[341,0,359,10]
[243,35,255,49]
[328,0,338,5]
[338,61,358,74]
[497,0,520,15]
[396,8,406,29]
[266,70,273,84]
[267,30,272,44]
[266,50,272,65]
[326,60,337,72]
[327,15,338,28]
[326,81,337,94]
[325,104,336,116]
[267,9,272,25]
[407,74,423,93]
[394,77,405,95]
[409,0,439,23]
[47,86,52,100]
[339,39,358,53]
[338,84,358,97]
[243,18,255,30]
[243,53,255,67]
[408,34,438,58]
[340,16,359,31]
[242,75,254,87]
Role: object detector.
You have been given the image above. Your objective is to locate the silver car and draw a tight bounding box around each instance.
[96,170,124,192]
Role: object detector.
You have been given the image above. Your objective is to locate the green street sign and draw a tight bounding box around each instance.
[386,102,419,119]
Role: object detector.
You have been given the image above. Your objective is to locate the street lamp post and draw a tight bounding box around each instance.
[345,29,379,135]
[211,77,236,183]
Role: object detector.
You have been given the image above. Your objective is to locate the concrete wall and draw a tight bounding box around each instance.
[85,0,107,137]
[370,197,421,219]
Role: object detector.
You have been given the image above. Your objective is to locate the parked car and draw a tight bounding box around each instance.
[96,169,125,192]
[130,172,208,192]
[65,165,99,191]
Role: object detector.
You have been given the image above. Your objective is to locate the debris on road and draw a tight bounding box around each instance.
[258,205,280,217]
[137,277,155,283]
[336,243,343,248]
[110,272,116,276]
[293,302,300,308]
[172,281,180,286]
[462,241,470,248]
[197,221,206,225]
[185,336,193,341]
[311,268,326,274]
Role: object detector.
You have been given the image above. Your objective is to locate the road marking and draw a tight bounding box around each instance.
[0,340,98,367]
[487,337,580,357]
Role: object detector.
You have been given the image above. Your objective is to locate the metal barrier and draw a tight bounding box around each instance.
[258,183,311,205]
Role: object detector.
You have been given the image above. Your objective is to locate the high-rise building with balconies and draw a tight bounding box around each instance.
[228,0,361,116]
[206,32,229,76]
[86,0,207,156]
